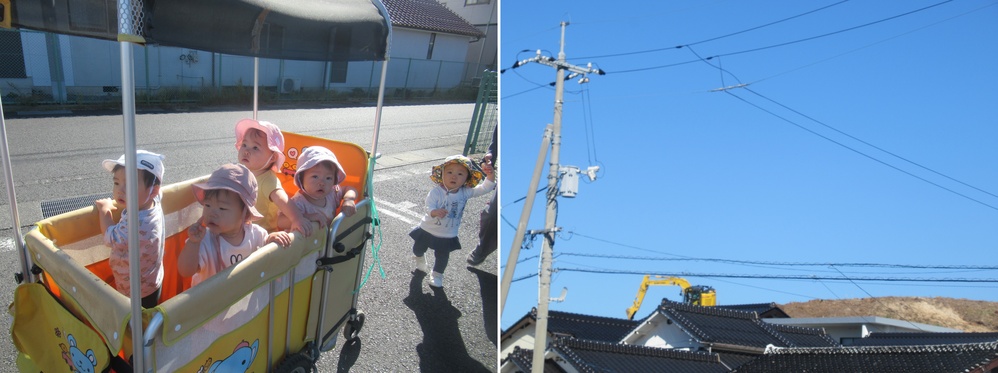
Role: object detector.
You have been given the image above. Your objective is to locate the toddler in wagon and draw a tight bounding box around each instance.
[95,150,166,308]
[410,155,495,287]
[178,163,292,287]
[278,146,358,231]
[234,118,310,235]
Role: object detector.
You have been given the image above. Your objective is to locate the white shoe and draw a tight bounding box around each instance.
[429,271,444,288]
[413,256,427,273]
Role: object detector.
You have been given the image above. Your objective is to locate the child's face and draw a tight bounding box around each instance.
[300,162,337,200]
[442,163,469,190]
[200,190,249,236]
[111,168,155,210]
[239,130,276,173]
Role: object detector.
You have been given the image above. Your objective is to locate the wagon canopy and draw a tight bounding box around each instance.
[6,0,390,61]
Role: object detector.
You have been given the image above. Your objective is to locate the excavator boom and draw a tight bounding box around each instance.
[625,275,716,320]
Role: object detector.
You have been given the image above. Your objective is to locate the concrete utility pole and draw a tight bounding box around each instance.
[497,21,604,373]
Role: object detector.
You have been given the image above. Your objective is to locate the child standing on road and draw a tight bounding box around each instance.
[278,146,358,230]
[178,163,293,287]
[95,150,166,308]
[410,155,495,287]
[234,118,309,235]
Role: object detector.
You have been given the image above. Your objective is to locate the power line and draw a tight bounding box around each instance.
[744,87,998,201]
[603,0,955,75]
[575,0,852,60]
[556,268,998,283]
[722,89,998,211]
[556,252,998,270]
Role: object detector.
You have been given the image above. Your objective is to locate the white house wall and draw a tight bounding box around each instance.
[500,327,536,361]
[14,27,474,94]
[631,316,699,350]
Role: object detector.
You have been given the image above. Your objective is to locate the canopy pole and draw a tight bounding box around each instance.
[120,40,146,372]
[0,93,33,284]
[253,57,259,120]
[369,59,389,157]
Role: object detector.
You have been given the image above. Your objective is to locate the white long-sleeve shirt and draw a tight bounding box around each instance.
[416,179,495,238]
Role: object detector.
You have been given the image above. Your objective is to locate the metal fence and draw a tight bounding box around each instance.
[464,70,497,157]
[0,28,490,107]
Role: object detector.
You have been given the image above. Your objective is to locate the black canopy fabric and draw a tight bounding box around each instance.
[8,0,390,61]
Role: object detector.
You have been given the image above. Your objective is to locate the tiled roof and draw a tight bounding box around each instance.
[732,342,998,373]
[717,303,790,318]
[381,0,484,37]
[769,323,839,347]
[845,332,998,346]
[521,337,731,373]
[715,350,760,370]
[504,347,567,373]
[502,308,640,344]
[659,300,835,349]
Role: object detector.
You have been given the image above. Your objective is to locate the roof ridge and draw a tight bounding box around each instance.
[662,307,712,341]
[755,318,796,348]
[769,341,998,355]
[556,337,720,362]
[548,309,638,326]
[663,299,758,320]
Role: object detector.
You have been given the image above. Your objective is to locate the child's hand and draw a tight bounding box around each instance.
[94,198,117,214]
[267,231,293,247]
[187,217,206,243]
[305,212,331,228]
[430,208,448,219]
[341,199,357,217]
[289,214,313,237]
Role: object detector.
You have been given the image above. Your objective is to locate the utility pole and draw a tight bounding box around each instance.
[497,21,605,373]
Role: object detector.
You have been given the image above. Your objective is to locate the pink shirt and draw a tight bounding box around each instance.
[104,199,165,298]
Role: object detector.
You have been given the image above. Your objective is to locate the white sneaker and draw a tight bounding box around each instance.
[429,271,444,288]
[413,256,428,273]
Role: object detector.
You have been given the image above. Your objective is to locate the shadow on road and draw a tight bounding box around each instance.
[403,271,490,372]
[336,338,362,372]
[467,266,497,345]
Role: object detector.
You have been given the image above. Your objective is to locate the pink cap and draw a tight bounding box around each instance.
[192,163,263,221]
[235,118,285,173]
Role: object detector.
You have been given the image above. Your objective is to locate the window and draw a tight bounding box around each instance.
[0,30,27,79]
[328,27,354,83]
[426,33,436,60]
[465,0,490,5]
[329,61,348,84]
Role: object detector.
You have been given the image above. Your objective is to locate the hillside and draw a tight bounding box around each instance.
[780,297,998,332]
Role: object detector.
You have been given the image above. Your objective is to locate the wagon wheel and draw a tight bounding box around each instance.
[274,352,316,373]
[343,310,366,342]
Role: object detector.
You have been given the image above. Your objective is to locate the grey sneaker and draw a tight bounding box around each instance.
[429,271,444,288]
[413,256,428,273]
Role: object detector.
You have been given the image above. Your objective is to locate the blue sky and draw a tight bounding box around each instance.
[499,0,998,328]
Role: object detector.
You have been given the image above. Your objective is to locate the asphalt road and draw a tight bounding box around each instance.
[0,103,498,372]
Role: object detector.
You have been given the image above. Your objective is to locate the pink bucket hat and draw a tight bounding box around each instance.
[235,118,285,173]
[192,163,263,221]
[430,155,484,188]
[294,146,347,190]
[102,150,166,183]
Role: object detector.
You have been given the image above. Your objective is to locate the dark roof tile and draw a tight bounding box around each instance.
[381,0,484,37]
[732,342,998,373]
[718,303,790,318]
[660,300,835,349]
[552,337,730,373]
[502,308,640,344]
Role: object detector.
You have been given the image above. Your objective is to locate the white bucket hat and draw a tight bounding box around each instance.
[102,150,166,183]
[294,146,347,191]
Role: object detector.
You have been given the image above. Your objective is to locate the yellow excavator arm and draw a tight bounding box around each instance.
[625,275,716,320]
